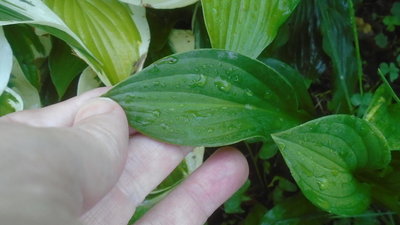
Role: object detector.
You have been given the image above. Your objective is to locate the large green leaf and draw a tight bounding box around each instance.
[0,26,12,96]
[44,0,142,85]
[0,0,148,86]
[3,24,45,91]
[317,0,357,113]
[272,115,391,215]
[105,49,310,147]
[364,85,400,150]
[120,0,198,9]
[49,38,87,99]
[202,0,300,58]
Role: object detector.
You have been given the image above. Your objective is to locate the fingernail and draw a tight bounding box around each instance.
[75,97,118,122]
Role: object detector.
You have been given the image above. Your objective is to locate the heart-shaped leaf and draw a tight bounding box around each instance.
[105,49,311,146]
[120,0,198,9]
[365,85,400,150]
[272,115,391,215]
[202,0,300,58]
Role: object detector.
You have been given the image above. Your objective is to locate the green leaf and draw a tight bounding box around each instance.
[49,38,87,98]
[0,87,23,116]
[242,203,268,225]
[272,115,391,215]
[374,33,388,48]
[192,3,211,49]
[202,0,300,58]
[364,85,400,150]
[120,0,198,9]
[0,27,13,96]
[44,0,142,85]
[317,0,357,113]
[262,194,328,225]
[260,58,315,116]
[263,0,328,80]
[3,24,45,90]
[105,49,309,147]
[379,62,399,82]
[224,180,251,214]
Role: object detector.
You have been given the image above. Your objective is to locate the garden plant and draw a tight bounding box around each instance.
[0,0,400,224]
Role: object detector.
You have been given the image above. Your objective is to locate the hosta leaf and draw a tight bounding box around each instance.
[0,87,23,116]
[317,0,357,113]
[0,27,12,96]
[272,115,391,215]
[365,85,400,150]
[168,29,195,53]
[44,0,142,85]
[105,49,309,147]
[120,0,198,9]
[3,24,45,90]
[202,0,300,58]
[49,38,87,99]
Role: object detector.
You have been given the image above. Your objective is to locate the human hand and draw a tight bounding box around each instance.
[0,88,249,225]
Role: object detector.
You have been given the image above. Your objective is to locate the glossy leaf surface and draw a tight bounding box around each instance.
[272,115,391,215]
[365,85,400,150]
[202,0,300,58]
[44,0,141,85]
[105,49,309,147]
[120,0,198,9]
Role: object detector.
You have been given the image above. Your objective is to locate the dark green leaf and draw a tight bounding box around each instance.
[242,203,268,225]
[105,49,309,147]
[317,0,357,113]
[272,115,391,215]
[202,0,300,58]
[192,3,211,49]
[0,88,23,116]
[262,194,328,225]
[224,180,251,214]
[365,85,400,150]
[49,38,86,99]
[263,0,329,80]
[4,24,45,90]
[374,33,388,48]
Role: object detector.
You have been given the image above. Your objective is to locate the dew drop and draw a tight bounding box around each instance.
[160,56,178,64]
[214,79,232,92]
[316,177,329,191]
[244,104,254,110]
[190,74,207,87]
[245,88,254,96]
[152,110,161,118]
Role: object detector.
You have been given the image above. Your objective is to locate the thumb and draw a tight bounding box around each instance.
[72,97,130,211]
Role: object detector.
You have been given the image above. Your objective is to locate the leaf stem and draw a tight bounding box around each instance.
[378,69,400,103]
[348,0,364,96]
[245,142,266,188]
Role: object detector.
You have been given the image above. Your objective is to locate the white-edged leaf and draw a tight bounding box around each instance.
[77,67,102,95]
[0,87,23,116]
[202,0,300,58]
[9,59,41,109]
[120,0,198,9]
[168,29,195,53]
[128,4,150,72]
[0,27,12,95]
[44,0,143,85]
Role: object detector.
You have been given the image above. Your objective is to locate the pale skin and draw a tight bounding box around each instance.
[0,88,249,225]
